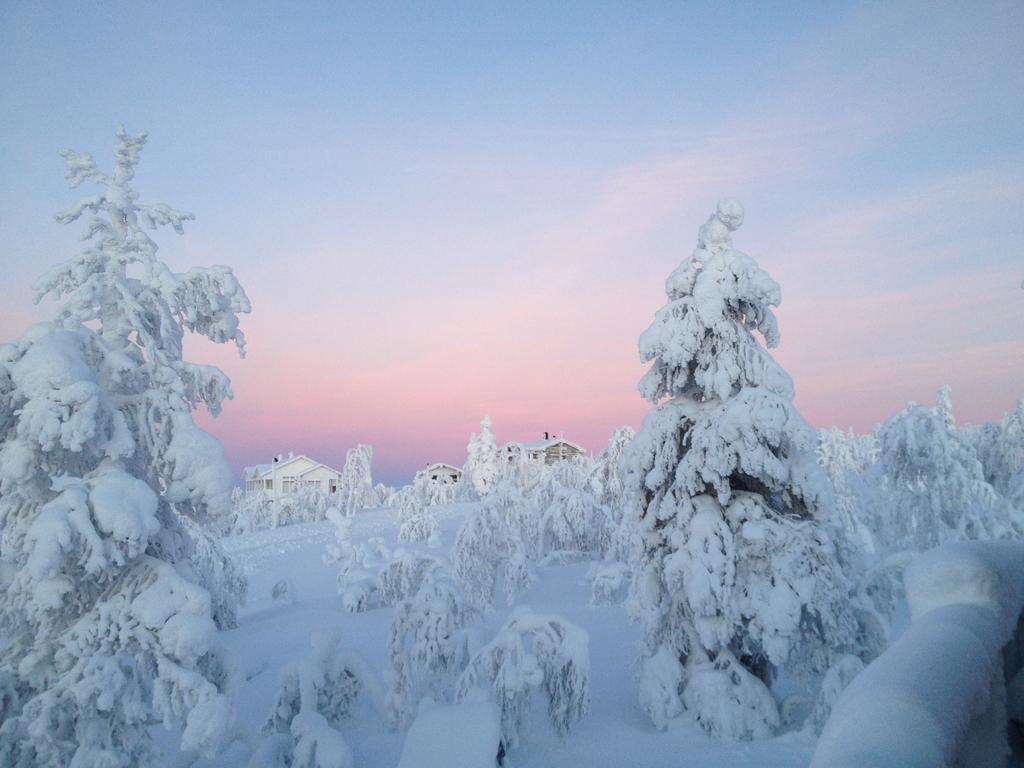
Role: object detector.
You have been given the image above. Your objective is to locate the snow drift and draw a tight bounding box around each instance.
[812,541,1024,768]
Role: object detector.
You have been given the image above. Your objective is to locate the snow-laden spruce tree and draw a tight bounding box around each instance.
[589,425,635,508]
[623,199,855,738]
[0,129,250,766]
[337,444,376,515]
[464,414,502,497]
[872,390,1017,549]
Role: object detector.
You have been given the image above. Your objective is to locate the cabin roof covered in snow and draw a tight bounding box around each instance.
[425,462,462,473]
[517,437,585,453]
[243,454,343,478]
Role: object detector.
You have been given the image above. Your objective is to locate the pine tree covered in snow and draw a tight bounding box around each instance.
[464,415,502,497]
[623,199,855,738]
[0,130,249,765]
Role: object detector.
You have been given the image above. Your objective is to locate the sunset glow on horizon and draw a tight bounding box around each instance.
[2,1,1022,484]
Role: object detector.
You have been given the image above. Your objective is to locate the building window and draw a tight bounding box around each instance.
[265,479,273,490]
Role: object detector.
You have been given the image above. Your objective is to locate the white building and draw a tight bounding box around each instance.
[505,433,586,465]
[243,452,344,500]
[424,462,463,484]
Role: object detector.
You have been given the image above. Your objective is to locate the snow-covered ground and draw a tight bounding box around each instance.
[197,504,816,767]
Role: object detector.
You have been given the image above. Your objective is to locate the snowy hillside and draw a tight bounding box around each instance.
[184,504,816,768]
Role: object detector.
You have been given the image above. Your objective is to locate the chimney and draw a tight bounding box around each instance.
[544,431,549,440]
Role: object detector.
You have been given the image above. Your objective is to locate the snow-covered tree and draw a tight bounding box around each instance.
[817,426,878,555]
[589,425,635,508]
[452,504,514,611]
[967,398,1024,509]
[386,571,472,729]
[397,490,438,543]
[413,468,457,507]
[455,607,590,749]
[623,199,855,738]
[257,632,370,768]
[542,486,611,556]
[464,415,502,497]
[337,444,375,515]
[452,481,540,610]
[0,129,249,766]
[935,383,955,430]
[872,392,1016,549]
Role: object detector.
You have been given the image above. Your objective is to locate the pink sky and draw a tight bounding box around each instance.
[2,1,1022,484]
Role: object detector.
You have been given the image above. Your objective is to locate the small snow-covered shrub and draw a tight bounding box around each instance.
[259,632,371,768]
[682,651,780,740]
[398,491,438,543]
[272,579,296,606]
[455,607,590,749]
[377,552,446,607]
[589,561,630,606]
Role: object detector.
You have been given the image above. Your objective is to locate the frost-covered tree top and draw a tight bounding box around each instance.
[36,128,250,415]
[638,198,792,404]
[464,414,501,497]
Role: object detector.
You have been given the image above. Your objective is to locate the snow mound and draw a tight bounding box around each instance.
[812,541,1024,768]
[397,696,502,768]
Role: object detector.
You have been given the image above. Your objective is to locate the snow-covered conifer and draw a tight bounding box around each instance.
[337,444,376,515]
[623,199,855,738]
[589,425,635,508]
[873,393,1016,549]
[398,489,438,543]
[386,570,472,729]
[452,504,513,611]
[0,129,248,766]
[455,607,590,749]
[464,415,502,497]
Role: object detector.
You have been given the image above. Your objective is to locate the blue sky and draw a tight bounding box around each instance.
[2,1,1022,483]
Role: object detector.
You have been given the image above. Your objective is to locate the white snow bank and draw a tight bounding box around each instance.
[396,696,502,768]
[812,541,1024,768]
